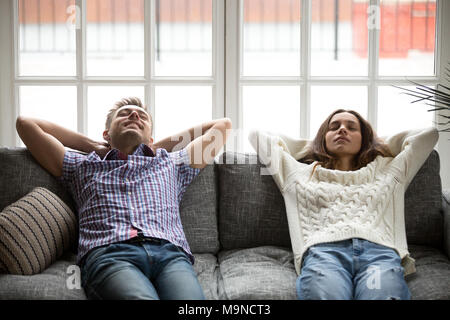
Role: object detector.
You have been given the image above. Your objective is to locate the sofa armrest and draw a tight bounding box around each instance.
[443,189,450,258]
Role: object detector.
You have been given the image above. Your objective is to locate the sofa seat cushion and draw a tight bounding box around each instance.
[0,251,86,300]
[218,246,297,300]
[193,253,219,300]
[407,245,450,300]
[0,252,218,300]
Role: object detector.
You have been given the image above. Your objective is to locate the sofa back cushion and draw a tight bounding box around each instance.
[0,148,220,255]
[180,164,220,254]
[0,148,75,213]
[217,153,291,250]
[404,150,443,247]
[217,151,443,250]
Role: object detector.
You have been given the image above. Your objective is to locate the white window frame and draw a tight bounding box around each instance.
[10,0,225,145]
[1,0,449,187]
[226,0,443,141]
[0,1,15,148]
[225,0,450,188]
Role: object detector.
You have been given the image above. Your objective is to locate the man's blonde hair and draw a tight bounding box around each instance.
[105,97,152,131]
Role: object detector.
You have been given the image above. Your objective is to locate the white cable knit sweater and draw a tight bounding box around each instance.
[248,127,439,276]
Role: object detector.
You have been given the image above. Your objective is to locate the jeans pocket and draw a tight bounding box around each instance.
[163,241,187,257]
[83,245,108,267]
[81,245,116,285]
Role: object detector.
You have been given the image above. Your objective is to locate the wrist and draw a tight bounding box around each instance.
[80,138,99,154]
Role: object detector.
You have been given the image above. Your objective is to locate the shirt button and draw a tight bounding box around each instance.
[128,192,132,196]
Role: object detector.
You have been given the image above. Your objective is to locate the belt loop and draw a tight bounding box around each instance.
[353,238,362,256]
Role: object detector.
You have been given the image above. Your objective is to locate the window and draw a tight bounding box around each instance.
[226,0,441,152]
[9,0,444,151]
[18,0,77,76]
[14,0,223,145]
[3,0,449,189]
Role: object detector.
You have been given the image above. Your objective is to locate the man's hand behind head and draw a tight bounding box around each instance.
[94,141,111,159]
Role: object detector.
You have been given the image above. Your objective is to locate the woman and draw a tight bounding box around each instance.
[249,109,438,300]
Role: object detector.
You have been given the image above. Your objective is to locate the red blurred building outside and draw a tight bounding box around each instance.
[353,0,435,58]
[18,0,435,57]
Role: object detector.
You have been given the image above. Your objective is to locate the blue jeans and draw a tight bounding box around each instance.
[81,238,205,300]
[296,238,411,300]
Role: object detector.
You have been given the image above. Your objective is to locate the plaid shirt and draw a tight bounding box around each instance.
[58,144,200,265]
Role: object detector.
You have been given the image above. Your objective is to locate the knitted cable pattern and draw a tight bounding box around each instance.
[295,166,398,247]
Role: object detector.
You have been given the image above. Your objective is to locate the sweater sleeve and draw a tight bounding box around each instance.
[249,130,311,190]
[385,127,439,187]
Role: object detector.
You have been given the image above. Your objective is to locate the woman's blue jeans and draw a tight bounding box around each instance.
[80,238,205,300]
[296,238,411,300]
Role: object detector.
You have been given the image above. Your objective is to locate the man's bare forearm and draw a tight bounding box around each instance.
[17,117,99,153]
[153,118,228,152]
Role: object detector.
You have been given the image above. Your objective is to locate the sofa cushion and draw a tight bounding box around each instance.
[193,253,219,300]
[218,151,443,250]
[0,188,78,275]
[0,251,86,299]
[217,152,291,250]
[218,246,297,299]
[0,253,217,300]
[404,151,443,248]
[407,245,450,300]
[180,165,219,254]
[0,148,75,213]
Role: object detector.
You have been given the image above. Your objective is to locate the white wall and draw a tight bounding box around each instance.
[0,0,15,147]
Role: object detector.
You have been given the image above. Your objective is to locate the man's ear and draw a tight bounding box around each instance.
[103,130,111,143]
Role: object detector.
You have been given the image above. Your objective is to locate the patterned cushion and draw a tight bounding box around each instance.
[217,152,291,250]
[0,188,78,275]
[180,165,220,254]
[218,246,297,299]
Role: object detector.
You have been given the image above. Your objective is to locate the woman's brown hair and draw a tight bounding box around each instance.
[300,109,393,171]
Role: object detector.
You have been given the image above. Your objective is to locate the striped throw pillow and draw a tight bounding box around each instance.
[0,187,77,275]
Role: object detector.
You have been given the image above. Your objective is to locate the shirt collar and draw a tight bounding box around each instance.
[103,143,155,160]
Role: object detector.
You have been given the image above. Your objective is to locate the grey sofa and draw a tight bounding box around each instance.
[0,148,449,300]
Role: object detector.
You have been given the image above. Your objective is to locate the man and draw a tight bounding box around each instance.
[16,97,232,300]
